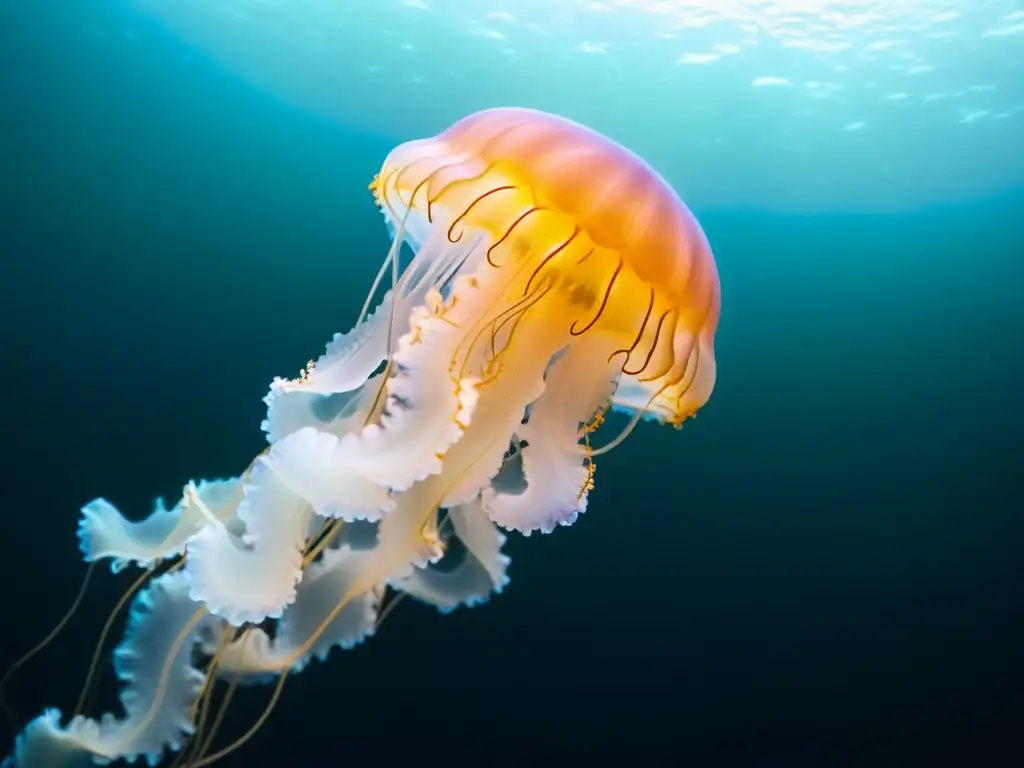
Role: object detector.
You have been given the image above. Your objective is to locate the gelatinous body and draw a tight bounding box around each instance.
[3,108,720,767]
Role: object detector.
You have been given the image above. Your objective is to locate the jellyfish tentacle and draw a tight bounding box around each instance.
[356,232,397,327]
[189,630,248,763]
[590,380,674,457]
[76,478,242,574]
[447,185,516,244]
[449,248,544,381]
[0,563,96,727]
[380,141,456,216]
[7,573,214,767]
[200,627,280,687]
[265,196,486,446]
[483,334,620,534]
[425,161,495,223]
[268,423,395,522]
[263,199,416,439]
[219,441,523,698]
[202,545,383,684]
[392,499,510,613]
[174,622,234,767]
[281,446,515,671]
[329,308,484,492]
[607,286,655,364]
[569,255,624,336]
[623,308,678,378]
[185,667,291,768]
[484,206,547,267]
[73,563,163,718]
[276,546,384,671]
[1,709,95,768]
[523,226,581,297]
[184,453,323,627]
[479,288,551,383]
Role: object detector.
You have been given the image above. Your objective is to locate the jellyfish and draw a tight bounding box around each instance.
[2,107,720,767]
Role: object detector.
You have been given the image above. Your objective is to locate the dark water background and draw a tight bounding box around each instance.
[1,1,1022,765]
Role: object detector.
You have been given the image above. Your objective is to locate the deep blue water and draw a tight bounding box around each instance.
[1,2,1022,765]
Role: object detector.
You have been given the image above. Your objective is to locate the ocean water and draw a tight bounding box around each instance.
[0,1,1021,765]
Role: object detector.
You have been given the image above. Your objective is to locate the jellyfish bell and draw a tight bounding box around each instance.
[3,107,720,768]
[356,106,721,535]
[384,108,719,429]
